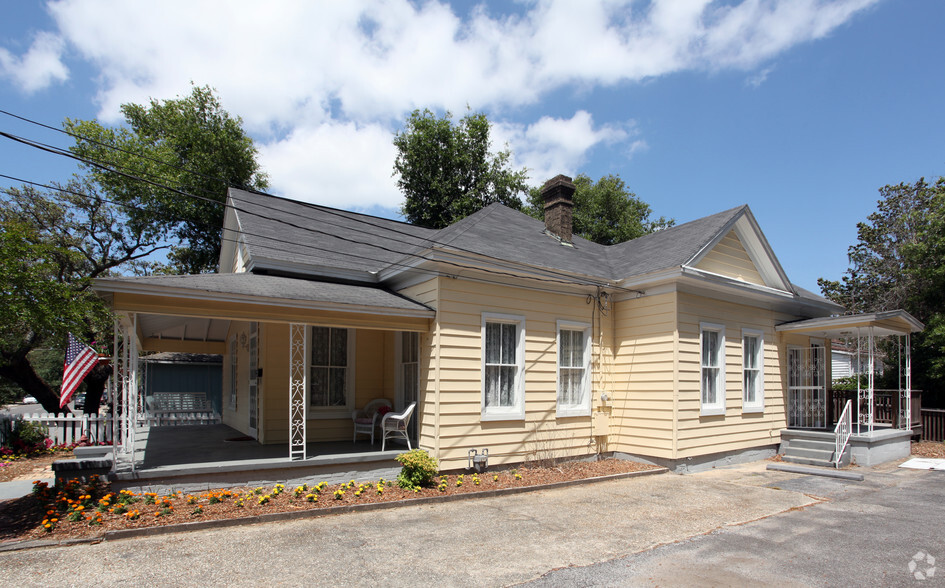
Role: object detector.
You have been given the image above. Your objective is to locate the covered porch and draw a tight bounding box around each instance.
[776,310,924,467]
[93,273,433,484]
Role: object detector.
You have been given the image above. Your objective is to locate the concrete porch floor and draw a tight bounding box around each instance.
[109,424,414,493]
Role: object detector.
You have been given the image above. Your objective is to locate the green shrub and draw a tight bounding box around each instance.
[395,449,439,489]
[7,420,50,454]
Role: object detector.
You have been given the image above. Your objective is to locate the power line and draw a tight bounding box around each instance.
[0,115,642,294]
[1,174,625,295]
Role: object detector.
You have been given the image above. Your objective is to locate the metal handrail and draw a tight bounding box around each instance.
[834,399,853,469]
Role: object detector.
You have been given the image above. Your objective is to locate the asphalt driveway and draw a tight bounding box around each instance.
[1,461,939,587]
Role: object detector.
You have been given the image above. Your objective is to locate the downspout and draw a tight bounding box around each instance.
[671,291,679,461]
[433,280,442,461]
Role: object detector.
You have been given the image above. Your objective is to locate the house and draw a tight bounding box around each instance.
[92,175,922,485]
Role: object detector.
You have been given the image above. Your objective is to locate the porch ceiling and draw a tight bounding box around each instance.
[776,309,924,338]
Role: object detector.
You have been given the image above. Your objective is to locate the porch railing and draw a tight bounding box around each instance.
[0,412,114,446]
[922,409,945,442]
[834,400,852,469]
[828,389,922,430]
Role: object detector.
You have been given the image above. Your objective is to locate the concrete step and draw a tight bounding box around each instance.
[788,438,836,452]
[785,446,834,461]
[782,455,835,468]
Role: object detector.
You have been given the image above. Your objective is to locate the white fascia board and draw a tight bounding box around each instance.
[731,212,794,293]
[217,195,241,273]
[94,280,435,319]
[681,266,795,299]
[427,247,613,287]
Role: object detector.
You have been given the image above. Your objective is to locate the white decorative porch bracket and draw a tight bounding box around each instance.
[289,323,307,460]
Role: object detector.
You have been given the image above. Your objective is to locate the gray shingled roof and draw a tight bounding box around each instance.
[230,189,756,284]
[230,189,438,275]
[606,206,746,279]
[95,273,433,314]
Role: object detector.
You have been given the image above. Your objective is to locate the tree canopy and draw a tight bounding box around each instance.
[66,85,269,274]
[0,86,267,411]
[394,109,529,229]
[526,173,673,245]
[818,177,945,401]
[0,179,159,412]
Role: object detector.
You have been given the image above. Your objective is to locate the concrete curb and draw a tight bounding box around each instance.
[766,463,865,481]
[1,467,667,551]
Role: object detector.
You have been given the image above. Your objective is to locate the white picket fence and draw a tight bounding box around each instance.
[0,412,114,446]
[1,408,223,447]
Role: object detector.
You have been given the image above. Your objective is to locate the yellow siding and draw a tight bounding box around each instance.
[694,231,765,286]
[259,324,397,444]
[431,278,601,469]
[674,292,807,458]
[610,292,677,459]
[397,279,440,454]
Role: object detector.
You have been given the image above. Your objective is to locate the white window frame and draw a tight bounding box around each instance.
[556,320,592,418]
[742,328,764,413]
[307,326,356,418]
[228,337,238,411]
[481,313,526,421]
[700,322,726,416]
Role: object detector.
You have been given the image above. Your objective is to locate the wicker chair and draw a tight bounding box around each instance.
[351,398,392,444]
[381,402,416,451]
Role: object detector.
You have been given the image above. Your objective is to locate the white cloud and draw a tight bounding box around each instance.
[495,111,631,184]
[1,0,878,208]
[257,121,400,209]
[745,65,775,88]
[0,31,68,93]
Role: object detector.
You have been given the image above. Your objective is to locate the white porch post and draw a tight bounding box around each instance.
[904,333,912,431]
[867,326,875,434]
[289,323,307,460]
[113,313,139,472]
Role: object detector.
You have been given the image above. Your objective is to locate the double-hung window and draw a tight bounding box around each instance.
[310,326,355,411]
[557,321,591,417]
[481,313,525,420]
[700,323,725,415]
[742,329,764,413]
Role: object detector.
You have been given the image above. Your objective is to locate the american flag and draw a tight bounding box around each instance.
[61,333,100,409]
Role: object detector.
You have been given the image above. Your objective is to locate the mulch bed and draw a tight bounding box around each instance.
[0,450,73,484]
[912,440,945,459]
[0,458,658,544]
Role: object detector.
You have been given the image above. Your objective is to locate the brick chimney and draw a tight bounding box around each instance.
[541,174,575,243]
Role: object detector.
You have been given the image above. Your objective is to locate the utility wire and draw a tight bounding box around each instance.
[1,174,622,295]
[0,116,642,294]
[0,109,613,284]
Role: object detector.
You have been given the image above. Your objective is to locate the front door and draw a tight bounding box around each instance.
[248,322,259,437]
[788,343,826,429]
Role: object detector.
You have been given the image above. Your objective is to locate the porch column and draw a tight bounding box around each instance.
[289,323,307,460]
[903,333,912,431]
[867,326,875,434]
[113,313,139,472]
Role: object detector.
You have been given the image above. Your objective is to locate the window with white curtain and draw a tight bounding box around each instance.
[310,326,355,410]
[481,313,525,420]
[742,329,764,413]
[557,321,591,417]
[700,323,725,415]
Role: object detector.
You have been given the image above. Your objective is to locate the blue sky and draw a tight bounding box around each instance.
[1,0,943,294]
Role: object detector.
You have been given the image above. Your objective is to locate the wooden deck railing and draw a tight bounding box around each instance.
[922,409,945,442]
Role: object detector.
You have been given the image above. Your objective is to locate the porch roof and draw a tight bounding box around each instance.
[94,273,435,343]
[775,309,924,338]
